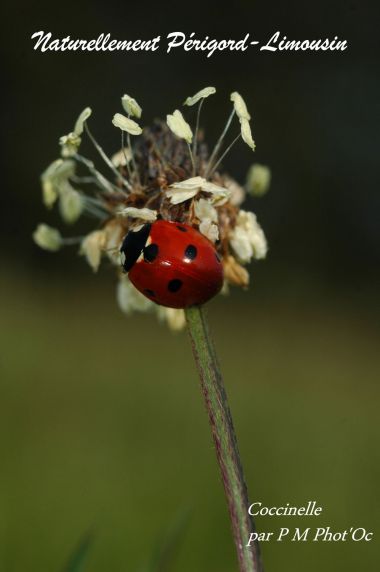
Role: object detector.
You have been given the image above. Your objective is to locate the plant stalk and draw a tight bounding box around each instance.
[185,305,263,572]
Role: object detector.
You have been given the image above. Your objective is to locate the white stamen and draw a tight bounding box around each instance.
[121,95,142,119]
[166,110,193,144]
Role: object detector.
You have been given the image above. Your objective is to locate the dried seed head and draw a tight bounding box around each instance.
[36,88,269,329]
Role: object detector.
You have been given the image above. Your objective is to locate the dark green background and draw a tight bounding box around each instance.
[1,1,379,570]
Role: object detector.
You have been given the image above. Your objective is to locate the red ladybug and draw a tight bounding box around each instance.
[120,220,223,308]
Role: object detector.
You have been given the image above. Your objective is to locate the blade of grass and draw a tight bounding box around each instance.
[138,508,191,572]
[62,530,94,572]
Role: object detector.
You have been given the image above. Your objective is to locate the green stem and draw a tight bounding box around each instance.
[185,305,263,572]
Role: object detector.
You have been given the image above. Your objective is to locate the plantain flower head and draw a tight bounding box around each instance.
[35,87,269,330]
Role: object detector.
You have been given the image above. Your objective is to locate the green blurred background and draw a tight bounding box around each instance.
[1,0,379,570]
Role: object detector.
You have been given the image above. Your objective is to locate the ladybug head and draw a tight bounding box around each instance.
[120,223,151,272]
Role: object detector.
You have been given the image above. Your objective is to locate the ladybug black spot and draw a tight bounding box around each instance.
[176,225,187,232]
[144,243,159,263]
[215,252,222,263]
[184,244,197,260]
[144,289,156,297]
[168,279,183,293]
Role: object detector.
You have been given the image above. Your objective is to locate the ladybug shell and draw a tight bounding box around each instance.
[126,220,223,309]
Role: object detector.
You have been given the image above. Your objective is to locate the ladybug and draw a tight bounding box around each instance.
[120,220,224,308]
